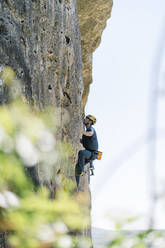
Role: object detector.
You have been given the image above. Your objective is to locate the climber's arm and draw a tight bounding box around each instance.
[82,129,94,137]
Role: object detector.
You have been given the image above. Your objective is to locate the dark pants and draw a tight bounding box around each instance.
[75,150,97,187]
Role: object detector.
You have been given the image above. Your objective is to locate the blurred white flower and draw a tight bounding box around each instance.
[38,130,56,152]
[57,235,72,248]
[52,221,68,234]
[0,191,20,208]
[3,190,20,207]
[38,224,55,242]
[16,133,39,166]
[0,193,8,208]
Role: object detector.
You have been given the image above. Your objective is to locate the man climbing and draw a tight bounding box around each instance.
[75,115,98,187]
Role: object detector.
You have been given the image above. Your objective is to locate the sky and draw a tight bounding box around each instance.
[86,0,165,230]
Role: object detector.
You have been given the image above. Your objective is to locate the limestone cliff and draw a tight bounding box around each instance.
[0,0,113,245]
[0,0,113,182]
[0,0,83,147]
[78,0,113,110]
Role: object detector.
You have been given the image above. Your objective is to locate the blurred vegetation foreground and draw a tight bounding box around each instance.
[0,66,91,248]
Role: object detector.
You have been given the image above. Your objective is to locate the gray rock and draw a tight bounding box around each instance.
[0,0,113,244]
[0,0,83,170]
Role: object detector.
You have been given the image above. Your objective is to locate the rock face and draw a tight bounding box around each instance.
[77,0,113,109]
[0,0,113,245]
[0,0,83,153]
[0,0,113,176]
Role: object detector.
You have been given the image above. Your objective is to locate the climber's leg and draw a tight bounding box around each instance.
[75,150,91,187]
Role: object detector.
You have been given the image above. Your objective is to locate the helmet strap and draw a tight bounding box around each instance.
[85,123,91,128]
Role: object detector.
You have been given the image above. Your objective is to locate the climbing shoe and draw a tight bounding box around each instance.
[80,172,84,176]
[90,168,94,176]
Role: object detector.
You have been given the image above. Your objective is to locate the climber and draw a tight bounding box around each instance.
[75,115,98,187]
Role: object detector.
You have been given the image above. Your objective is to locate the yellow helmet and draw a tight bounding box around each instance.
[86,115,96,125]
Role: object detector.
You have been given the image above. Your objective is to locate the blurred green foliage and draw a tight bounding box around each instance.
[107,217,164,248]
[107,229,164,248]
[0,67,91,248]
